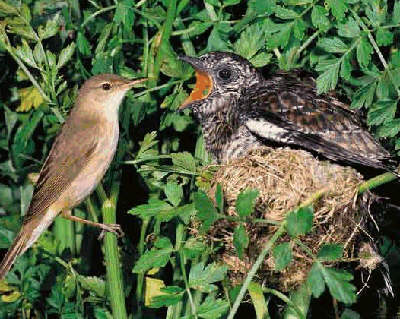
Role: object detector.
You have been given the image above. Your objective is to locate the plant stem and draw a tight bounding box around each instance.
[358,171,397,194]
[179,250,197,318]
[101,179,128,319]
[150,0,177,87]
[294,30,321,61]
[135,217,150,314]
[263,287,305,319]
[81,5,116,28]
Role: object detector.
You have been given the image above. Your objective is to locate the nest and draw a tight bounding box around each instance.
[198,147,382,291]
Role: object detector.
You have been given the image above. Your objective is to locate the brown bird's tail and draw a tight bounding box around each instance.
[0,229,31,279]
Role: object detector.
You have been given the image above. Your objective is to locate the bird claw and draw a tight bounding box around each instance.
[97,223,124,240]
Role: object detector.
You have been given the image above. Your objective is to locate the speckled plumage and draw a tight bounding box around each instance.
[180,52,396,170]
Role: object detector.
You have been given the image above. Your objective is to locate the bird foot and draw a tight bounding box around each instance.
[97,223,124,240]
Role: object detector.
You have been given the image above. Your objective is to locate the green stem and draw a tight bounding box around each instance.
[135,217,150,313]
[357,171,397,194]
[101,180,128,319]
[263,288,305,319]
[179,251,198,318]
[150,0,177,87]
[294,29,321,61]
[81,5,116,28]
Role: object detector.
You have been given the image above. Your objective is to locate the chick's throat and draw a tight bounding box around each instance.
[181,70,212,108]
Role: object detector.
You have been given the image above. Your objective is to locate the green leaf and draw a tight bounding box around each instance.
[337,17,360,38]
[317,244,343,261]
[236,188,259,217]
[0,1,18,14]
[376,119,400,138]
[320,266,356,304]
[234,23,265,59]
[233,224,249,259]
[189,262,228,292]
[249,52,272,67]
[341,309,360,319]
[170,152,196,173]
[183,238,207,259]
[128,199,172,218]
[340,53,352,80]
[293,19,306,40]
[77,31,91,56]
[132,244,173,273]
[206,23,231,52]
[15,39,38,69]
[57,43,75,69]
[275,6,298,19]
[248,282,269,319]
[307,263,325,298]
[393,1,400,24]
[194,191,219,232]
[149,286,184,308]
[367,100,397,126]
[113,0,134,30]
[164,182,183,207]
[316,61,340,93]
[356,36,373,68]
[273,242,293,270]
[197,295,229,319]
[286,206,313,237]
[350,82,376,109]
[376,29,393,46]
[76,275,105,297]
[311,5,330,31]
[326,0,347,20]
[215,184,224,213]
[38,14,59,39]
[318,37,348,53]
[267,23,292,49]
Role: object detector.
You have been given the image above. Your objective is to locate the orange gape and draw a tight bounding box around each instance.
[181,71,212,108]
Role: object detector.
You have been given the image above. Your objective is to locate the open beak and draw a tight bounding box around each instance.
[178,56,213,110]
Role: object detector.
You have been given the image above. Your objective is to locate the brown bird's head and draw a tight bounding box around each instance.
[76,74,147,115]
[179,52,263,119]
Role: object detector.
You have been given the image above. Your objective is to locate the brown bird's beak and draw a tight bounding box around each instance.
[178,56,213,110]
[124,77,148,88]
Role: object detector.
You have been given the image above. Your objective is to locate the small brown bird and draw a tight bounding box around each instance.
[179,51,397,172]
[0,74,147,279]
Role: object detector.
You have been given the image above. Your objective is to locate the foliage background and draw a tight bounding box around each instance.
[0,0,400,318]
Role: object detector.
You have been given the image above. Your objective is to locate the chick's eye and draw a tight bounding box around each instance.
[218,68,232,80]
[102,83,111,90]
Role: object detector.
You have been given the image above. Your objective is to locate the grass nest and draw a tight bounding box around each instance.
[199,147,382,292]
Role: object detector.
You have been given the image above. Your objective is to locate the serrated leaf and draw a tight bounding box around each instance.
[128,199,172,218]
[193,191,219,232]
[376,119,400,138]
[15,39,38,69]
[376,29,393,46]
[132,244,173,273]
[318,37,348,53]
[170,152,196,173]
[77,31,91,56]
[197,295,229,319]
[233,224,249,259]
[311,5,330,31]
[393,1,400,24]
[189,262,228,292]
[340,53,352,80]
[0,1,18,14]
[250,52,272,67]
[356,36,372,68]
[273,242,293,270]
[367,100,396,126]
[307,263,325,298]
[234,23,265,59]
[236,188,259,217]
[316,61,340,93]
[38,14,59,39]
[148,285,184,308]
[114,0,134,30]
[77,275,105,297]
[183,237,207,259]
[57,43,75,69]
[317,244,343,261]
[17,86,44,112]
[286,206,313,237]
[337,17,360,37]
[350,82,376,109]
[326,0,347,20]
[267,23,292,49]
[275,6,298,19]
[320,266,356,304]
[248,282,269,319]
[206,23,231,52]
[164,182,183,207]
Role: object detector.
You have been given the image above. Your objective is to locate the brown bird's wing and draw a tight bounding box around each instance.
[24,113,100,224]
[242,79,393,169]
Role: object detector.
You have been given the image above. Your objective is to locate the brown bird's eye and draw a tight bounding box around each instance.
[102,83,111,90]
[218,68,232,80]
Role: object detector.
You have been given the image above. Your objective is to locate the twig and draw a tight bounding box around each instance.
[263,287,305,319]
[81,5,116,28]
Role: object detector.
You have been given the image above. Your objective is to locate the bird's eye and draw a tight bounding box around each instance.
[218,68,232,80]
[102,83,111,90]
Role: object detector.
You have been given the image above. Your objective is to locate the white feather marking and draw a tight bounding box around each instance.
[246,119,289,142]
